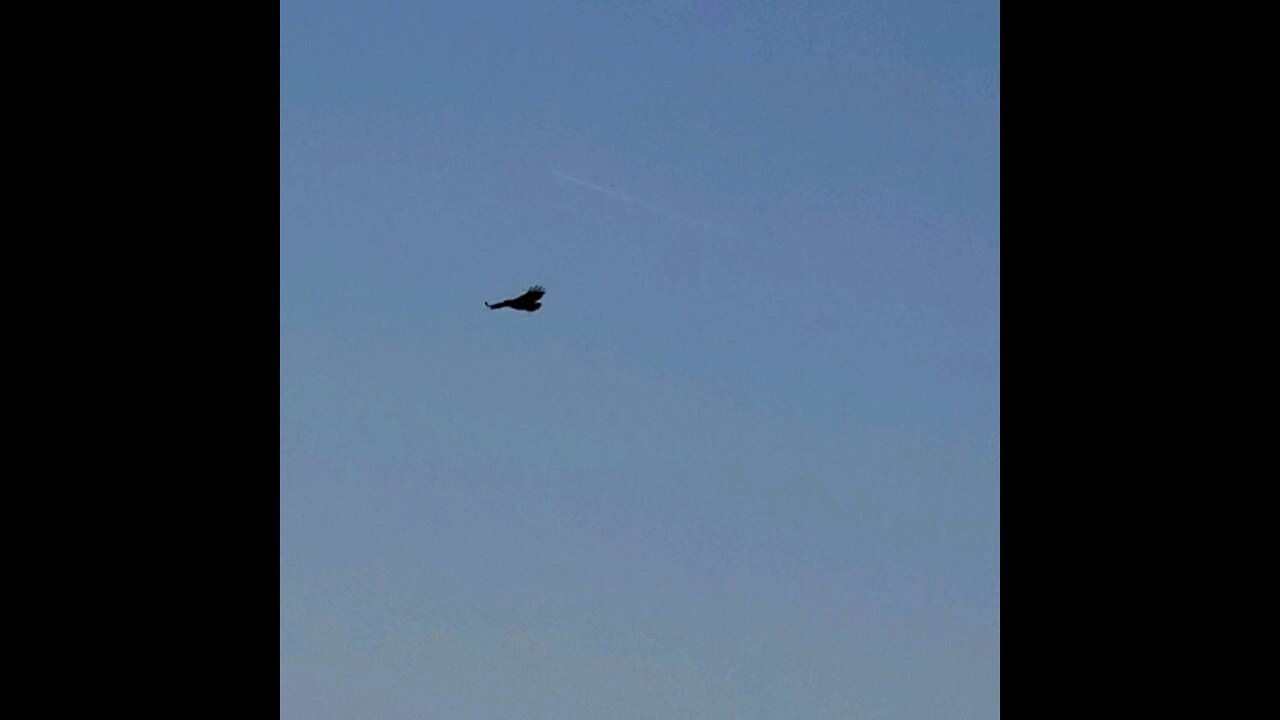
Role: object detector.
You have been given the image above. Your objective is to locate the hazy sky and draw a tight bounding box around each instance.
[281,1,999,717]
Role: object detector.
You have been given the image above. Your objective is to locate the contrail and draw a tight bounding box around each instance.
[551,167,743,239]
[551,169,645,206]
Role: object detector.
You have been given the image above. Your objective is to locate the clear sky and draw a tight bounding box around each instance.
[280,1,999,717]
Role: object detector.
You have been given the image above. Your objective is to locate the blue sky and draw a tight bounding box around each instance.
[281,1,999,716]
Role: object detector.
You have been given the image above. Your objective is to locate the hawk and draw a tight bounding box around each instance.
[485,285,546,312]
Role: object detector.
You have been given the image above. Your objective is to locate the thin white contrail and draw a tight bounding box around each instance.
[550,168,743,239]
[551,169,646,206]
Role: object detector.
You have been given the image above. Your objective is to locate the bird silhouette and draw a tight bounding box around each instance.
[486,285,545,312]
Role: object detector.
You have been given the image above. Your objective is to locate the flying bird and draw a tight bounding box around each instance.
[486,285,546,312]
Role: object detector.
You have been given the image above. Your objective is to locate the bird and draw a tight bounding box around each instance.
[486,285,546,312]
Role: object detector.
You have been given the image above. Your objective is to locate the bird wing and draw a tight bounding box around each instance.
[517,286,546,302]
